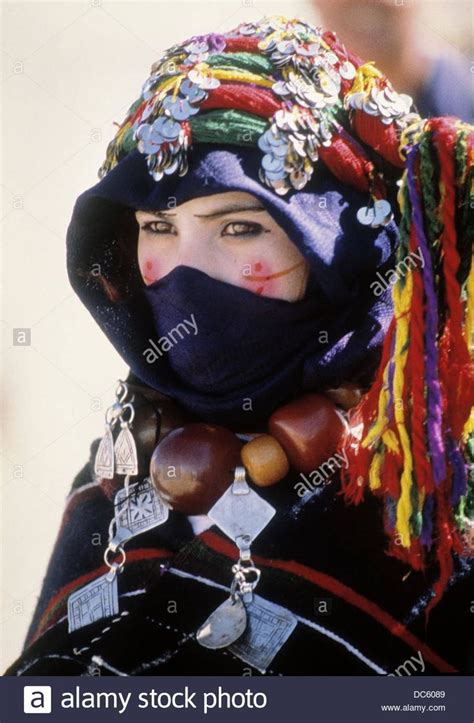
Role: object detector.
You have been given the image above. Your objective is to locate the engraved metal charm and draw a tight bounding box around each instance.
[113,477,169,546]
[228,594,298,674]
[208,467,276,545]
[68,573,119,633]
[68,470,129,633]
[94,425,115,479]
[114,417,138,475]
[197,467,277,654]
[94,380,138,478]
[69,378,142,635]
[196,596,247,649]
[196,543,262,651]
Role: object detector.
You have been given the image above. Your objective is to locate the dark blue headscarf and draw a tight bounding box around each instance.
[66,145,398,427]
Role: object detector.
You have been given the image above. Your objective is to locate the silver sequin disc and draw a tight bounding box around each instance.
[372,199,393,226]
[357,206,375,226]
[340,61,356,80]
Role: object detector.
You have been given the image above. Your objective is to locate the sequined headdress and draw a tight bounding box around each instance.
[99,16,419,207]
[97,15,474,609]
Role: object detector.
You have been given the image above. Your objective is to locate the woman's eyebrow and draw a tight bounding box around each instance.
[136,204,266,220]
[193,204,266,219]
[136,210,176,218]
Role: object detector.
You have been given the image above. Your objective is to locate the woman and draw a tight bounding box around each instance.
[6,15,473,676]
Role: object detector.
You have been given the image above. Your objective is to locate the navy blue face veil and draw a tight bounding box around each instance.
[66,145,398,427]
[140,264,379,425]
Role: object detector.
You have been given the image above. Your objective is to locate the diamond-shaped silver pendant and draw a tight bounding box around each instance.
[68,573,119,633]
[228,594,297,674]
[113,477,169,546]
[208,474,275,545]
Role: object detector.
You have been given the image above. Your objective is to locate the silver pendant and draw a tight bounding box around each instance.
[114,424,138,475]
[94,425,115,479]
[196,468,282,663]
[113,477,169,546]
[67,573,119,633]
[208,472,276,547]
[196,596,247,649]
[228,595,297,674]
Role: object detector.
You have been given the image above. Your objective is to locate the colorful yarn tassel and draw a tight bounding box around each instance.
[342,117,474,613]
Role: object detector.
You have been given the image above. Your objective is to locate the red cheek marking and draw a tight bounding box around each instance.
[143,258,161,285]
[240,259,276,296]
[240,259,305,297]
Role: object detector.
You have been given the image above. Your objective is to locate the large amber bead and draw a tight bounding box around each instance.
[241,434,289,487]
[149,423,242,514]
[268,393,346,474]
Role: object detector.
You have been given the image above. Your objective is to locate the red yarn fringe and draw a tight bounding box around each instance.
[386,537,425,572]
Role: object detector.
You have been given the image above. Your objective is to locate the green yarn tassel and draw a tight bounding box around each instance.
[455,130,473,288]
[465,432,474,520]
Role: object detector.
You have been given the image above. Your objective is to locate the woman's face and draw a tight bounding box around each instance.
[135,191,310,301]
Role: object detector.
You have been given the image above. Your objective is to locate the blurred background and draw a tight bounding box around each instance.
[1,0,472,671]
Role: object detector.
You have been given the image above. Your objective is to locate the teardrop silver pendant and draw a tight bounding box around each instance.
[95,425,115,479]
[196,596,247,649]
[114,425,138,475]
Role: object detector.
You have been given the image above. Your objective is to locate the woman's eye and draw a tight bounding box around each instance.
[140,221,176,235]
[221,221,263,237]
